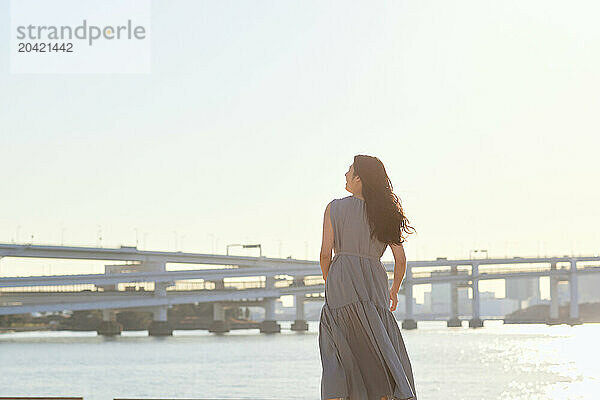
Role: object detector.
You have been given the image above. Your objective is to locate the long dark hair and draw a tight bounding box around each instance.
[353,154,416,245]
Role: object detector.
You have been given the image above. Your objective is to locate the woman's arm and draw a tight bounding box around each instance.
[319,201,334,281]
[389,241,407,293]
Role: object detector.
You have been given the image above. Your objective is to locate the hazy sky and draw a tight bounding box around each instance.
[1,1,599,282]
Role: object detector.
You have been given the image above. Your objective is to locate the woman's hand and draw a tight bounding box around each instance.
[389,287,399,312]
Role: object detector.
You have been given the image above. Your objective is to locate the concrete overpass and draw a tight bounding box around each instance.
[1,243,598,334]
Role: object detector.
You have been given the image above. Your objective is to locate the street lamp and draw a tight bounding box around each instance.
[226,243,262,257]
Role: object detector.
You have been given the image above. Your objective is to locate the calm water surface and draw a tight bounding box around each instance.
[1,321,599,400]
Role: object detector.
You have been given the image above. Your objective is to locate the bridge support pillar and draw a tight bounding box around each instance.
[402,266,417,330]
[148,306,172,336]
[469,264,484,328]
[97,310,122,336]
[260,296,281,333]
[401,318,417,330]
[148,266,173,336]
[209,302,230,333]
[547,262,561,325]
[568,259,582,326]
[291,293,308,331]
[447,318,462,327]
[447,275,461,327]
[211,279,225,290]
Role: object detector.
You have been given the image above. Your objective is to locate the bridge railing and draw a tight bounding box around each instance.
[0,284,97,293]
[479,265,569,275]
[411,269,471,279]
[408,264,575,279]
[0,275,327,294]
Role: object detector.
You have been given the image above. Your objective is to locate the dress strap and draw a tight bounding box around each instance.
[334,251,381,260]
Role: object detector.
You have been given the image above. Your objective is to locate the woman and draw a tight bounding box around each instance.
[318,154,417,400]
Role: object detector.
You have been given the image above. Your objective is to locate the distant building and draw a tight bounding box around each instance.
[480,291,520,317]
[579,274,600,303]
[558,282,570,305]
[505,277,541,308]
[457,287,470,315]
[422,287,519,318]
[431,283,451,314]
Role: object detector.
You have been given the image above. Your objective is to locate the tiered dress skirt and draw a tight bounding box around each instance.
[319,252,417,400]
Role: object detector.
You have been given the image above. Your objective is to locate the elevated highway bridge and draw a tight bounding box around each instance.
[1,243,598,334]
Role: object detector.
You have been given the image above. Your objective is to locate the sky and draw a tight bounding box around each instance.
[1,0,599,289]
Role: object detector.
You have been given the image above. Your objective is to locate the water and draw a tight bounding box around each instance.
[1,321,599,400]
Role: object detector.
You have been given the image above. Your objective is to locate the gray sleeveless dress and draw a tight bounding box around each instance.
[319,195,417,400]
